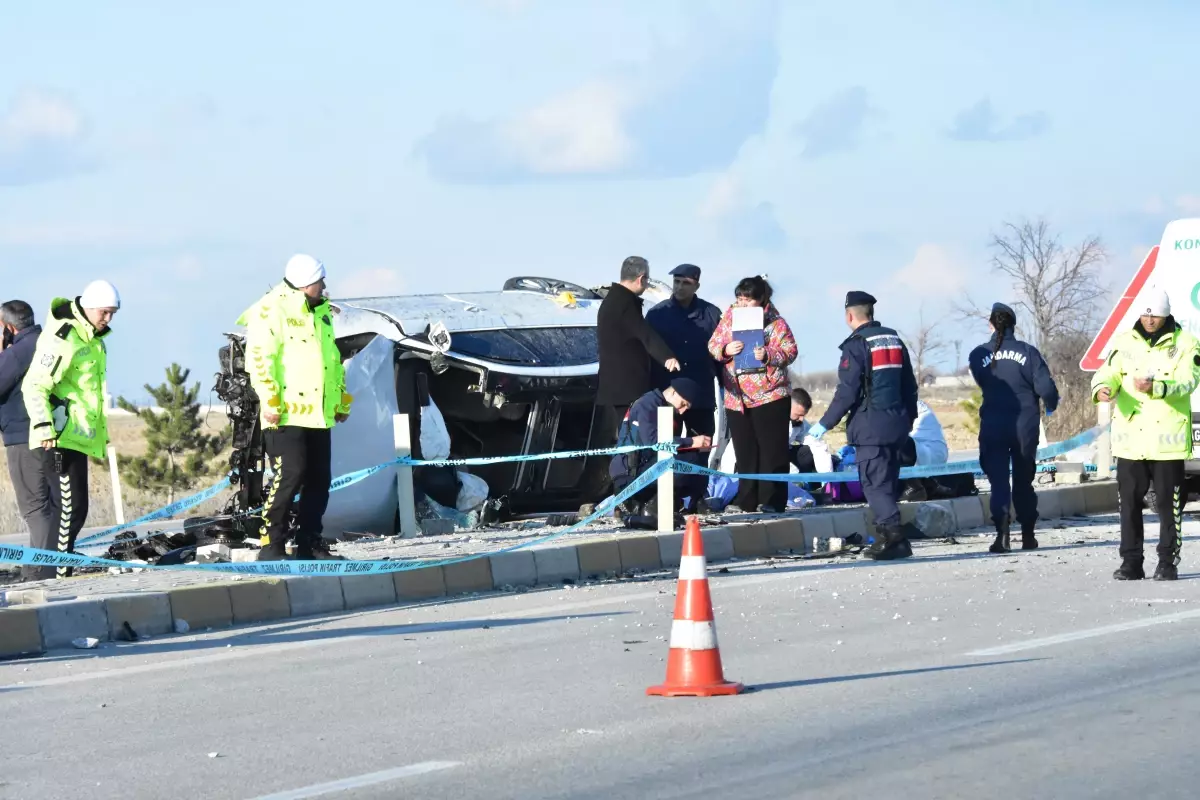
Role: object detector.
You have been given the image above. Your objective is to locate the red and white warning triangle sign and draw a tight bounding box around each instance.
[1080,218,1200,371]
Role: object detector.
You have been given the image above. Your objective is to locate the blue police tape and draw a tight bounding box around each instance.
[672,425,1105,484]
[74,442,676,551]
[74,478,233,548]
[0,459,674,576]
[398,442,676,469]
[27,422,1106,572]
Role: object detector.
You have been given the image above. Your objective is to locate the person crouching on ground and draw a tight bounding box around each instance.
[610,377,711,520]
[707,276,798,514]
[1090,288,1199,581]
[898,399,950,502]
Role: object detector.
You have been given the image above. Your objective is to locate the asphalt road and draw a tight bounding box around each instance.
[2,514,1199,799]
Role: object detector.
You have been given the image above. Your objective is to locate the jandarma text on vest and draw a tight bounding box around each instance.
[980,349,1028,367]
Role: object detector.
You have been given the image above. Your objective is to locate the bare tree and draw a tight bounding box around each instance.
[954,217,1110,437]
[953,217,1108,350]
[900,306,949,386]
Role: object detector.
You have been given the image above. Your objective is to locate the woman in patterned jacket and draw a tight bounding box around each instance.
[707,276,798,512]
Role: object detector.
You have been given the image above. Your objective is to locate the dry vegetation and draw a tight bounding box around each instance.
[805,383,980,453]
[0,412,233,535]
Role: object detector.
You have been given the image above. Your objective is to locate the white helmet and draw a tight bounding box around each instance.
[80,279,121,309]
[285,254,326,288]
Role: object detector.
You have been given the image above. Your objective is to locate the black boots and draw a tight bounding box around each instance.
[989,517,1011,554]
[1153,559,1178,581]
[990,518,1038,554]
[864,523,912,561]
[257,541,288,562]
[1113,558,1145,580]
[296,540,344,561]
[1113,556,1180,581]
[1021,521,1038,551]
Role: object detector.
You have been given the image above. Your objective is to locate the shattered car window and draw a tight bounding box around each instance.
[451,327,598,366]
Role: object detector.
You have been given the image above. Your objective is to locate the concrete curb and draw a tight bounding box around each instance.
[0,480,1119,659]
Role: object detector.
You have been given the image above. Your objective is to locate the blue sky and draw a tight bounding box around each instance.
[1,0,1197,398]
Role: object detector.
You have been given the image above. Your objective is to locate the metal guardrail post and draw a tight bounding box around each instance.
[657,405,674,533]
[394,413,419,538]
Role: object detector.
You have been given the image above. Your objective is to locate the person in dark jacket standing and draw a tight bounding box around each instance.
[0,301,50,581]
[596,256,680,436]
[646,263,721,437]
[583,256,681,503]
[969,302,1059,554]
[809,291,918,560]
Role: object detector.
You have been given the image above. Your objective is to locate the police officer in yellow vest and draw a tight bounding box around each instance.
[1091,288,1200,581]
[238,254,352,561]
[22,280,121,579]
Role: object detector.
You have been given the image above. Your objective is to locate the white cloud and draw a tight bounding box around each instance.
[0,89,83,142]
[415,0,781,183]
[501,81,635,174]
[1176,195,1200,215]
[337,268,406,299]
[696,170,787,251]
[699,172,741,220]
[889,244,966,298]
[0,88,94,186]
[1144,196,1167,215]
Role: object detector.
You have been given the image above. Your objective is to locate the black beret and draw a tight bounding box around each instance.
[991,302,1016,320]
[845,290,876,308]
[669,263,701,280]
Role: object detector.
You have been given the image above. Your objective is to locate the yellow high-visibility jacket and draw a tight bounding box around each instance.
[1091,323,1200,461]
[237,282,351,429]
[22,297,111,458]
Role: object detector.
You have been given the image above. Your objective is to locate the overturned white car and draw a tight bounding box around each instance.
[212,276,689,539]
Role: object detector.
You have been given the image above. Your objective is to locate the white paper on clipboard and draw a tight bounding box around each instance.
[731,306,765,371]
[731,306,764,331]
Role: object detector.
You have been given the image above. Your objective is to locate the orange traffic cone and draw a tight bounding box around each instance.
[647,516,744,697]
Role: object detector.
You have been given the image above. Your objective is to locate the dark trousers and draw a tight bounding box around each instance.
[261,426,332,554]
[8,446,50,580]
[857,444,902,528]
[790,443,816,474]
[727,397,790,510]
[979,433,1038,526]
[1117,458,1185,564]
[581,403,632,502]
[7,447,89,580]
[681,406,716,438]
[616,452,708,512]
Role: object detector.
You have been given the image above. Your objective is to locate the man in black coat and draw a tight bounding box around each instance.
[0,300,50,581]
[596,256,680,433]
[581,256,679,503]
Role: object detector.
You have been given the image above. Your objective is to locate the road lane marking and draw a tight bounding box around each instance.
[246,761,461,799]
[967,608,1200,656]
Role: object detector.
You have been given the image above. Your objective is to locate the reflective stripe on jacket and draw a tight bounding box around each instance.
[1091,322,1200,461]
[237,282,351,430]
[22,298,110,458]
